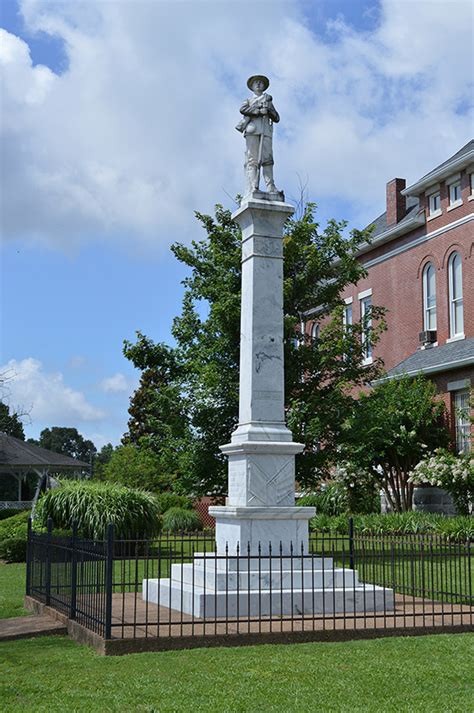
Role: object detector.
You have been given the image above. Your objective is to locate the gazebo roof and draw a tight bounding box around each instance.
[0,432,90,471]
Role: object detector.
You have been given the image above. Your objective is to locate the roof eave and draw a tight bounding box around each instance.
[374,355,474,384]
[401,149,474,197]
[357,212,425,257]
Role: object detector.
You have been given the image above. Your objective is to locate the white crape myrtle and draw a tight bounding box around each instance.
[409,449,472,488]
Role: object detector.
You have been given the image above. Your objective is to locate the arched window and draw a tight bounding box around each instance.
[422,263,436,331]
[311,323,319,342]
[448,252,464,338]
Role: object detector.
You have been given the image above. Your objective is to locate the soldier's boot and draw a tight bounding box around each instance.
[263,165,278,193]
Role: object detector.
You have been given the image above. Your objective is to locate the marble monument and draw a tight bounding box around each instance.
[143,76,393,617]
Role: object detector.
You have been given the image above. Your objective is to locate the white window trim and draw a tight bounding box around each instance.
[427,209,442,221]
[453,389,471,454]
[422,263,437,332]
[448,177,462,208]
[446,333,465,343]
[344,296,353,304]
[448,252,464,339]
[360,294,372,363]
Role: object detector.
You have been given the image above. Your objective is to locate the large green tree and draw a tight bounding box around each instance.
[342,375,451,511]
[103,444,173,493]
[30,427,96,463]
[123,204,386,495]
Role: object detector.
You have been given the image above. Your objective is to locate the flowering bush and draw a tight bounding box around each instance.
[409,449,473,515]
[332,461,380,514]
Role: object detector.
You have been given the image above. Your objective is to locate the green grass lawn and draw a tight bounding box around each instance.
[1,633,473,712]
[0,563,29,619]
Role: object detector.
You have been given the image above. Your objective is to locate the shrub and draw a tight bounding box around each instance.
[309,512,473,541]
[0,511,30,562]
[0,508,27,521]
[157,492,193,514]
[332,463,381,514]
[0,536,27,563]
[297,482,347,516]
[162,507,202,533]
[297,478,379,516]
[409,449,473,515]
[35,480,161,539]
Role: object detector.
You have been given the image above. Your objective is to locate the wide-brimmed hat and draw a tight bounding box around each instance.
[247,75,269,91]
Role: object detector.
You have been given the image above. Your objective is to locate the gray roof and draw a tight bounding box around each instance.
[368,195,419,239]
[0,433,90,471]
[408,139,474,192]
[366,140,474,237]
[385,337,474,379]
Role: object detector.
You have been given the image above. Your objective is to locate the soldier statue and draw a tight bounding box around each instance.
[236,75,283,199]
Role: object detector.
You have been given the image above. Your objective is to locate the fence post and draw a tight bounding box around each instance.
[25,517,32,596]
[349,516,355,570]
[45,518,53,606]
[104,523,114,640]
[69,522,78,620]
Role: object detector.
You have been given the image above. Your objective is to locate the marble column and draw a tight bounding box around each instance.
[209,196,315,554]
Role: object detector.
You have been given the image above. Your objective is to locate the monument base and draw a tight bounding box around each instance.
[142,552,394,617]
[210,505,315,555]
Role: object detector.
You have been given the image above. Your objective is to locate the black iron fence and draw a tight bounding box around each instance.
[26,519,473,645]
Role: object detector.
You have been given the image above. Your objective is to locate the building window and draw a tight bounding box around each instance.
[360,295,372,362]
[448,252,464,338]
[470,173,474,196]
[428,192,441,216]
[449,180,462,206]
[343,303,353,330]
[422,263,436,331]
[453,390,471,453]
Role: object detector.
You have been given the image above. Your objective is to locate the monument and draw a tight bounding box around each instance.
[143,76,393,617]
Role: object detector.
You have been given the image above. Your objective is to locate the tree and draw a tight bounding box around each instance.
[342,375,451,512]
[0,402,25,440]
[103,444,173,493]
[123,204,386,495]
[31,427,97,463]
[92,443,115,481]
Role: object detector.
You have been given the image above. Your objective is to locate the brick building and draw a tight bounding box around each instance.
[306,140,474,453]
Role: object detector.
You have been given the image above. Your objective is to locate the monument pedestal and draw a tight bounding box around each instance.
[143,195,393,619]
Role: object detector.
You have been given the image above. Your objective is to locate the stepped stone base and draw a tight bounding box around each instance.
[142,553,394,618]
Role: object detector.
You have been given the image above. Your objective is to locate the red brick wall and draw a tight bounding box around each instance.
[308,167,473,372]
[305,165,473,442]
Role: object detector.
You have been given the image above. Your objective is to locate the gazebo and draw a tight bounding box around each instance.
[0,432,90,512]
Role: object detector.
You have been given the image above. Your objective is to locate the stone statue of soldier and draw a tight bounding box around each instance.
[236,75,283,199]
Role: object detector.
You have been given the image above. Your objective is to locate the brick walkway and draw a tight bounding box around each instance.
[0,615,67,642]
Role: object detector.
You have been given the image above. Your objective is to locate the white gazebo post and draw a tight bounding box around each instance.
[209,197,315,554]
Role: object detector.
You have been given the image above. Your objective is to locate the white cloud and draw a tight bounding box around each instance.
[1,0,472,249]
[1,358,104,422]
[100,373,129,393]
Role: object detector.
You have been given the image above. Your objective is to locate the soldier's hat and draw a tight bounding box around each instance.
[247,75,270,91]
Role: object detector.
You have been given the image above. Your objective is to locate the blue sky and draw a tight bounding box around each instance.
[1,0,473,448]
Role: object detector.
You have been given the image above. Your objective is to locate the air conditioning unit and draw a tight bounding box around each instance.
[419,330,437,345]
